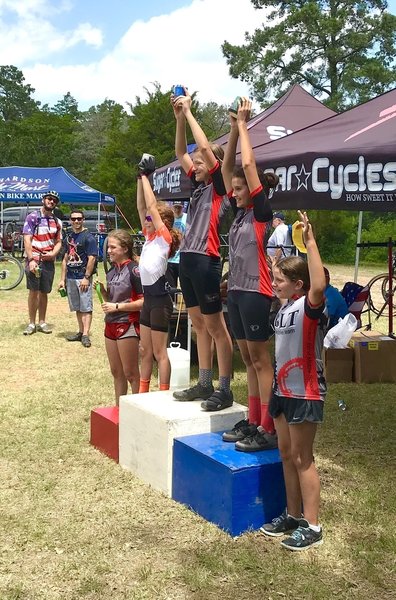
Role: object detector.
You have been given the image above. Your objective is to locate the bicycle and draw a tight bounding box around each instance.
[0,227,25,291]
[367,250,396,318]
[3,220,24,259]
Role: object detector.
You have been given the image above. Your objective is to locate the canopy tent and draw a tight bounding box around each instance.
[152,84,336,200]
[251,87,396,213]
[0,166,115,205]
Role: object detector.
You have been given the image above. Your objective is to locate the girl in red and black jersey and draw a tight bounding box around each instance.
[221,98,279,452]
[137,158,182,393]
[96,230,143,405]
[171,89,233,411]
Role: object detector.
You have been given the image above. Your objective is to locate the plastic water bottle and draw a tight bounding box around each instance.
[59,287,67,298]
[338,399,347,411]
[95,282,104,304]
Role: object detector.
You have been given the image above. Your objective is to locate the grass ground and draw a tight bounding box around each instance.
[0,263,395,600]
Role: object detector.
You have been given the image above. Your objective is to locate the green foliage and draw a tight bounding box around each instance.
[0,65,40,121]
[0,111,80,169]
[360,214,396,263]
[222,1,396,110]
[50,92,80,119]
[195,101,230,140]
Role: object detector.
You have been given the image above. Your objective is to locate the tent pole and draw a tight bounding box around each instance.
[354,211,363,283]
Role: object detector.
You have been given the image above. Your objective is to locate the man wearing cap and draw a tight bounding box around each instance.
[267,211,293,257]
[22,191,63,335]
[167,201,187,289]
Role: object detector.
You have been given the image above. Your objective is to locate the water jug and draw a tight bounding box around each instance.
[167,342,190,390]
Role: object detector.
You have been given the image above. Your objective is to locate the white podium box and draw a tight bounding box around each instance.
[119,390,246,496]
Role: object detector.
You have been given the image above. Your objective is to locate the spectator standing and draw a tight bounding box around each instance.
[58,210,97,348]
[167,201,187,290]
[267,212,293,257]
[22,191,63,335]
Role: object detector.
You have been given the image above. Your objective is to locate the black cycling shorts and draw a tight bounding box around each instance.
[139,294,173,332]
[227,290,272,341]
[179,252,222,315]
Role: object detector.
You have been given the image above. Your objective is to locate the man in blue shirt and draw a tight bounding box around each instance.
[324,267,349,329]
[58,210,97,347]
[167,201,187,290]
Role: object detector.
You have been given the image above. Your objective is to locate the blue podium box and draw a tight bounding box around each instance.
[172,432,286,536]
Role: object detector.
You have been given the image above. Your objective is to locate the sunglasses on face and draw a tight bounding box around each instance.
[145,215,152,222]
[70,217,83,222]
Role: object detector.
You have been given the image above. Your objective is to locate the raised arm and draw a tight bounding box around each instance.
[175,92,217,171]
[222,109,239,194]
[137,177,146,230]
[298,210,326,306]
[237,98,260,194]
[141,175,164,232]
[172,90,193,175]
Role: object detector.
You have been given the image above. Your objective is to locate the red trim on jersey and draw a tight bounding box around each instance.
[207,191,223,257]
[253,219,273,297]
[250,184,263,198]
[302,313,321,399]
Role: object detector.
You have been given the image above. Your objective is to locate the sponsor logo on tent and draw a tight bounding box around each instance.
[153,166,182,195]
[271,155,396,204]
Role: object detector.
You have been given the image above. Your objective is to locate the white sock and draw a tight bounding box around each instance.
[308,523,321,532]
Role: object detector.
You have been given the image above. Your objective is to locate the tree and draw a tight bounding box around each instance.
[222,1,396,110]
[5,111,80,169]
[0,65,40,121]
[51,92,80,119]
[195,101,230,140]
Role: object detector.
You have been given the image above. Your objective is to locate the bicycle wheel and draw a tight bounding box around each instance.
[102,235,112,274]
[368,273,396,317]
[0,254,25,290]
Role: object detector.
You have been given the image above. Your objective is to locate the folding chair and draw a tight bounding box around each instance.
[340,282,371,330]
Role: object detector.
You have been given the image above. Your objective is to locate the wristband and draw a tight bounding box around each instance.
[28,258,36,263]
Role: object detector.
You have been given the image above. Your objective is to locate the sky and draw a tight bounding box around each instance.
[1,0,396,112]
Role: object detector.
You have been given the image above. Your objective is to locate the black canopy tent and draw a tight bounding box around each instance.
[152,84,336,200]
[251,87,396,213]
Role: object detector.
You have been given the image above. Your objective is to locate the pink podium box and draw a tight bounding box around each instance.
[90,406,119,462]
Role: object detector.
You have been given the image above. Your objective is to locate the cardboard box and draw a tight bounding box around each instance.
[323,348,354,383]
[349,330,396,383]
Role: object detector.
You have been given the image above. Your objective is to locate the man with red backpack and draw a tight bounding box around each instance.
[22,191,63,335]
